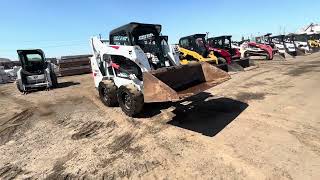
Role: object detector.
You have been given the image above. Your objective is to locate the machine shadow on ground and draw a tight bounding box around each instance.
[140,92,248,137]
[22,81,81,94]
[57,81,81,88]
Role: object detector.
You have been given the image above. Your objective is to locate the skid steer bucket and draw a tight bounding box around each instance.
[143,62,231,103]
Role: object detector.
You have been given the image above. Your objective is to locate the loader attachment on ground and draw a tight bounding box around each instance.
[143,62,231,102]
[227,62,244,72]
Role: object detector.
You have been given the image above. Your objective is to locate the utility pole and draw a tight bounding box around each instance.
[206,32,209,40]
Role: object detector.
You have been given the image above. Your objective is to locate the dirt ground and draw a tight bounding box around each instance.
[1,53,320,180]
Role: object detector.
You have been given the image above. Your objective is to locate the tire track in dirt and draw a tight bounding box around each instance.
[44,152,78,180]
[71,121,104,140]
[48,96,115,141]
[44,159,162,179]
[289,130,320,156]
[0,87,35,108]
[0,163,24,180]
[105,160,162,179]
[0,108,34,145]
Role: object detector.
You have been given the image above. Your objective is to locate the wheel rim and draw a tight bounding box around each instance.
[123,93,132,110]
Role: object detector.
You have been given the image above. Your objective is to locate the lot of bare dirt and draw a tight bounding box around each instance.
[1,53,320,179]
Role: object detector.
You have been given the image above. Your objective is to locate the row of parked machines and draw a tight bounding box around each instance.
[176,32,320,68]
[235,33,320,59]
[17,22,319,117]
[176,34,250,72]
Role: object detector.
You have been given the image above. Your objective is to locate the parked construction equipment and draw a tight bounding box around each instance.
[0,66,10,84]
[207,35,250,68]
[255,34,273,46]
[288,33,311,54]
[307,33,320,49]
[235,39,274,60]
[90,22,230,117]
[307,33,320,50]
[178,34,228,71]
[255,33,291,59]
[270,35,297,57]
[16,49,58,93]
[255,33,278,53]
[293,33,320,52]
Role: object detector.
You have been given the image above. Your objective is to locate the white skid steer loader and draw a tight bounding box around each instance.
[90,22,230,117]
[271,35,297,57]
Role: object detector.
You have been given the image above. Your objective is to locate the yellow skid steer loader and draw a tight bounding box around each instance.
[177,34,228,72]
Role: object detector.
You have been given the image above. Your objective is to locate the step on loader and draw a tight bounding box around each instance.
[177,34,229,72]
[16,49,58,93]
[207,35,250,70]
[90,22,230,117]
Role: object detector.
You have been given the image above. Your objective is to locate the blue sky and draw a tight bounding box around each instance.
[1,0,319,60]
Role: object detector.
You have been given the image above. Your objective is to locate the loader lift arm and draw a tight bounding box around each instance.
[178,47,218,64]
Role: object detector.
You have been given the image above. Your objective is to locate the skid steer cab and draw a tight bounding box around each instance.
[177,34,229,72]
[292,33,314,53]
[255,33,274,47]
[16,49,58,93]
[255,33,279,54]
[284,33,311,55]
[207,35,250,68]
[90,22,230,117]
[270,35,297,57]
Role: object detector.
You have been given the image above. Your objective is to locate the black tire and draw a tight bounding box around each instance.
[216,57,228,72]
[244,52,249,58]
[218,57,227,64]
[117,85,144,117]
[98,80,118,107]
[179,52,185,61]
[16,80,24,93]
[265,53,270,60]
[50,71,59,88]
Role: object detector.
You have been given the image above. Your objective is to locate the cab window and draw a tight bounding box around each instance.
[26,54,43,62]
[180,38,190,48]
[110,31,130,45]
